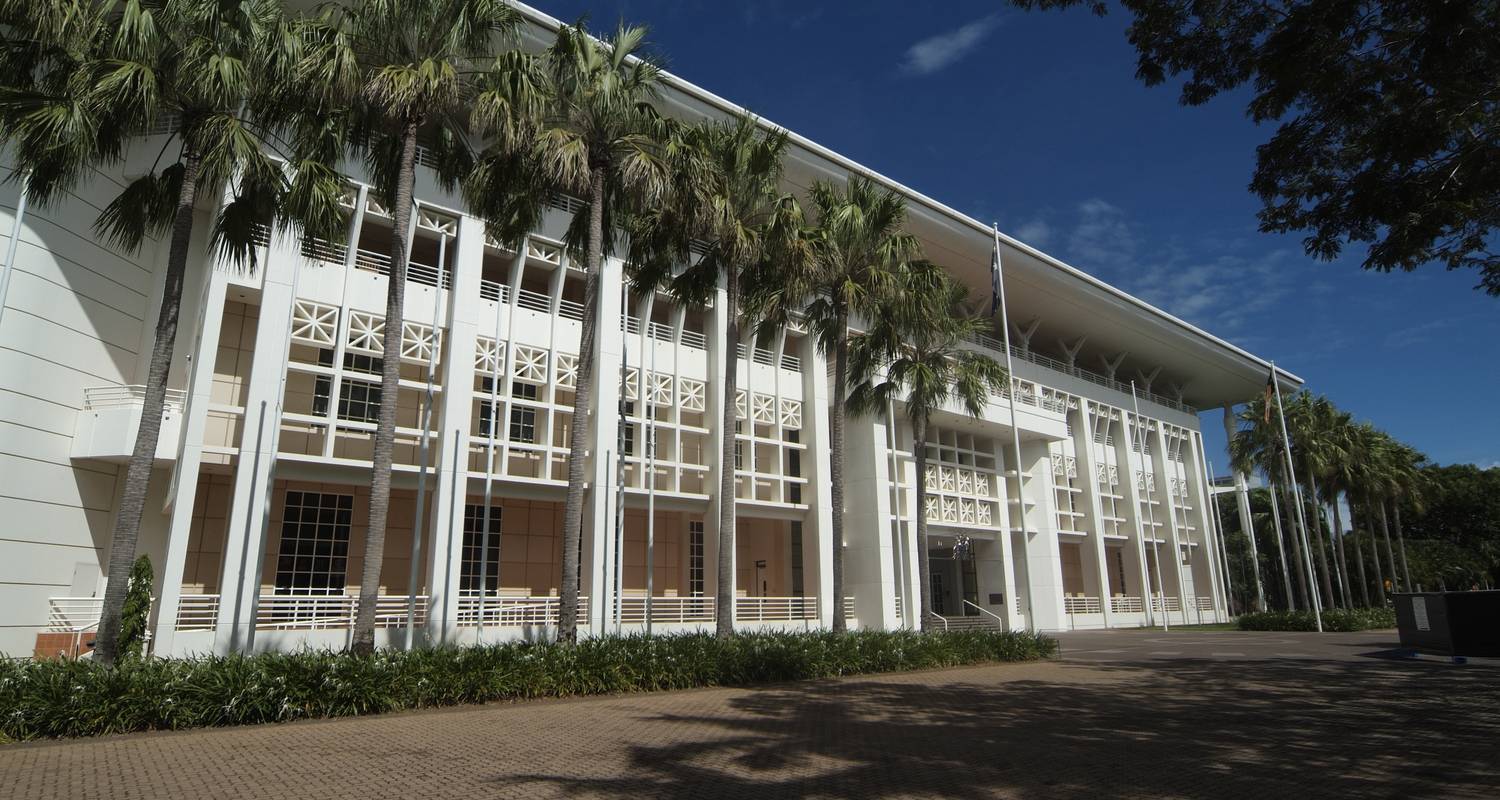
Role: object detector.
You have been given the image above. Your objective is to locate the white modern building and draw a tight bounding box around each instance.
[0,4,1299,659]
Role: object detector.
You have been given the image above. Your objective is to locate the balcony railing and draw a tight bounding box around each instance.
[619,595,714,624]
[1149,595,1182,613]
[735,595,818,622]
[82,385,186,413]
[1063,596,1102,614]
[962,332,1194,414]
[45,597,104,631]
[479,278,511,304]
[1196,596,1215,611]
[352,248,452,290]
[255,593,427,630]
[1110,595,1144,613]
[176,594,219,631]
[456,595,589,626]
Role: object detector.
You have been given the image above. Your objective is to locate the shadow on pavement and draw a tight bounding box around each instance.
[506,655,1500,799]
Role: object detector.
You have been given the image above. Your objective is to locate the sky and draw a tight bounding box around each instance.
[531,0,1500,472]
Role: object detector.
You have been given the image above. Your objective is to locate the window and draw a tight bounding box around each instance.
[789,521,804,597]
[688,520,704,597]
[274,491,352,595]
[508,382,538,443]
[461,504,502,596]
[313,349,383,423]
[622,402,635,456]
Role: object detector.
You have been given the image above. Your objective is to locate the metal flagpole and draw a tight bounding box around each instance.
[0,171,30,332]
[405,233,447,649]
[645,326,657,634]
[1130,382,1169,631]
[991,225,1030,630]
[476,237,509,645]
[1270,361,1322,631]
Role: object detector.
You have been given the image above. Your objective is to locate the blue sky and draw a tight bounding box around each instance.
[534,0,1500,471]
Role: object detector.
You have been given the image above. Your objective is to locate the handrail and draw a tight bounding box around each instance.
[927,610,949,631]
[963,599,1006,626]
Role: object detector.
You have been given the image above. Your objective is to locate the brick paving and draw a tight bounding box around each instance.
[3,630,1498,799]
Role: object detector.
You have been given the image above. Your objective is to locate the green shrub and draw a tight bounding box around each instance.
[117,555,153,660]
[0,629,1055,741]
[1236,607,1397,632]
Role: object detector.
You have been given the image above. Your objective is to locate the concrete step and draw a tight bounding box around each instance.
[935,614,1003,632]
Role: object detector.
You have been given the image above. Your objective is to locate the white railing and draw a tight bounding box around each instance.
[780,353,802,372]
[646,320,673,341]
[961,333,1195,414]
[515,287,552,313]
[963,599,1007,627]
[176,594,219,631]
[1111,595,1144,613]
[255,594,427,630]
[45,597,104,631]
[1063,596,1103,614]
[622,315,642,334]
[455,595,591,626]
[619,595,715,624]
[82,385,186,412]
[842,596,855,620]
[558,298,585,321]
[735,596,818,622]
[681,329,706,349]
[479,279,511,304]
[1149,595,1182,613]
[1196,596,1215,611]
[352,248,451,290]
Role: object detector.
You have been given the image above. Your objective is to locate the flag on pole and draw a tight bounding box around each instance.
[990,227,1003,317]
[1263,368,1276,425]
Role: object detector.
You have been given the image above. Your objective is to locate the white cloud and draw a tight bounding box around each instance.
[1012,218,1053,247]
[901,15,1002,76]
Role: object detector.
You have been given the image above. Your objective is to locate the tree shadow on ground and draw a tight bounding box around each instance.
[502,654,1500,799]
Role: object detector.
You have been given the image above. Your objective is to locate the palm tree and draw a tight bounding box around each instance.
[0,0,342,664]
[469,21,675,643]
[1349,423,1391,603]
[297,0,524,653]
[1387,442,1426,591]
[1283,391,1338,608]
[1312,397,1359,606]
[847,263,1007,630]
[749,175,920,633]
[1231,398,1312,610]
[628,114,801,637]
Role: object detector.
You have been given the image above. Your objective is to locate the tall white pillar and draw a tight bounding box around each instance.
[799,334,836,629]
[1076,401,1115,628]
[583,255,624,633]
[1019,439,1066,630]
[1148,423,1191,625]
[422,213,481,645]
[993,437,1022,629]
[214,228,302,653]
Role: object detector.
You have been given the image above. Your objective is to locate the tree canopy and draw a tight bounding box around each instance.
[1015,0,1500,295]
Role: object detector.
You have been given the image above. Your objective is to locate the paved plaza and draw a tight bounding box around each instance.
[3,629,1497,799]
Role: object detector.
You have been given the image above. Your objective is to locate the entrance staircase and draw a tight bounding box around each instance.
[933,614,1003,632]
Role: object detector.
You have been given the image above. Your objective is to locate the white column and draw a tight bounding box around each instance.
[1019,439,1066,630]
[1148,423,1191,625]
[799,335,836,629]
[1122,414,1156,626]
[214,229,302,653]
[1225,404,1264,611]
[583,256,624,632]
[1188,429,1226,622]
[153,262,230,656]
[423,214,481,645]
[993,437,1022,629]
[1076,401,1114,628]
[840,400,895,629]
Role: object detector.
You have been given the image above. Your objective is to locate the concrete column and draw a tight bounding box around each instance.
[799,334,835,629]
[153,260,230,656]
[840,401,894,629]
[1148,423,1191,625]
[583,256,624,632]
[422,214,481,645]
[1076,401,1115,628]
[1188,430,1226,622]
[215,228,303,653]
[1122,414,1156,626]
[1019,439,1065,630]
[1224,404,1264,611]
[993,437,1022,629]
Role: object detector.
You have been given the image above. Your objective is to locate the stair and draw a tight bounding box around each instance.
[935,614,1003,632]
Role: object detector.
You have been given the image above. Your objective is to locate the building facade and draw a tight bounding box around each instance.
[0,5,1292,659]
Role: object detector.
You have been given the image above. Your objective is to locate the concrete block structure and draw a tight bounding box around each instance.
[0,3,1296,658]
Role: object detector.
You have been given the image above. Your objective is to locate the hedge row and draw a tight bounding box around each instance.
[0,629,1055,741]
[1236,607,1397,632]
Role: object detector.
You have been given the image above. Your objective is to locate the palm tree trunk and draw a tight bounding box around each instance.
[1348,500,1370,606]
[828,311,848,634]
[1392,502,1412,591]
[1366,500,1387,604]
[352,121,419,655]
[1329,491,1352,607]
[93,149,202,666]
[1377,501,1399,594]
[1266,487,1295,611]
[1303,475,1335,608]
[1281,485,1310,610]
[913,415,933,632]
[557,164,608,644]
[714,263,739,638]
